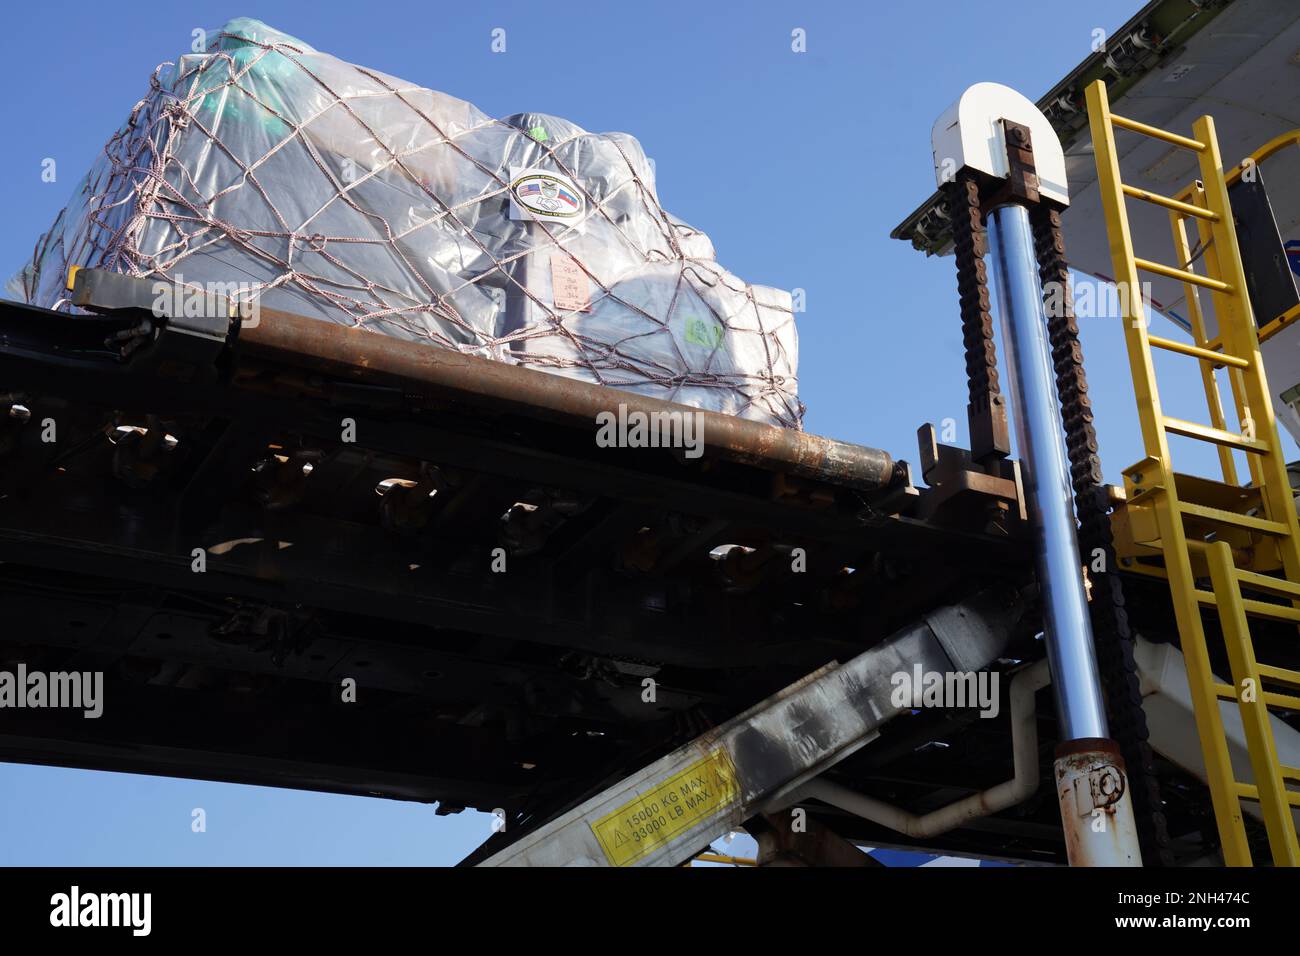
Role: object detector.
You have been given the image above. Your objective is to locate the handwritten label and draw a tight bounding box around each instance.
[551,254,591,313]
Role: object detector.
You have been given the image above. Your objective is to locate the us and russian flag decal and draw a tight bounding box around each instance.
[509,167,585,222]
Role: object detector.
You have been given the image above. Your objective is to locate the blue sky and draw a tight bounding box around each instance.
[0,0,1234,865]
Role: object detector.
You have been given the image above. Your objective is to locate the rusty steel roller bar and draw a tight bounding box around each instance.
[236,305,900,492]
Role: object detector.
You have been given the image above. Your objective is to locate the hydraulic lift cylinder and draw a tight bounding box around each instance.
[986,201,1140,866]
[927,83,1143,865]
[986,203,1108,742]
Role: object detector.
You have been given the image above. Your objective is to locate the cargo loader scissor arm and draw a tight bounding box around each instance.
[469,588,1028,867]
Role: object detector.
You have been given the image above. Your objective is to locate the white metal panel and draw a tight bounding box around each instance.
[932,82,1070,205]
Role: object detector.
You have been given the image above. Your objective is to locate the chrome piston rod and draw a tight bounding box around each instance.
[986,202,1109,742]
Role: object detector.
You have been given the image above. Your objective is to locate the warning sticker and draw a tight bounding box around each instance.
[590,750,739,866]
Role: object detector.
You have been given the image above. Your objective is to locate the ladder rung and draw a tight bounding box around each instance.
[1257,663,1300,689]
[1193,589,1300,623]
[1135,256,1233,292]
[1122,183,1219,222]
[1283,765,1300,781]
[1263,691,1300,712]
[1177,500,1288,535]
[1212,684,1300,712]
[1234,781,1261,802]
[1235,568,1300,601]
[1231,782,1300,808]
[1109,113,1207,152]
[1241,597,1300,624]
[1163,417,1269,453]
[1148,334,1248,369]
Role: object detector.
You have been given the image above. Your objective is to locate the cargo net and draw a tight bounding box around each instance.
[16,19,802,428]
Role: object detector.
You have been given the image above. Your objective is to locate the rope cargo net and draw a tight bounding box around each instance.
[13,18,803,429]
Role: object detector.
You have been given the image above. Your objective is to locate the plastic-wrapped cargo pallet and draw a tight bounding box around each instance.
[11,18,803,429]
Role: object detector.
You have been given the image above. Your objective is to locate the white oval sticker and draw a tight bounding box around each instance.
[509,167,585,222]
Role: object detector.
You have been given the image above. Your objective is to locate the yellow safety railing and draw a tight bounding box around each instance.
[1186,130,1300,351]
[1086,78,1300,866]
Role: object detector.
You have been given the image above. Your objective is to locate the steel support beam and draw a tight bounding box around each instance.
[475,589,1022,866]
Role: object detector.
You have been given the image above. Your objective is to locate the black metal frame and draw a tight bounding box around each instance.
[0,288,1100,861]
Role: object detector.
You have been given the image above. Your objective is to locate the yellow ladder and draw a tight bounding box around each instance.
[1086,78,1300,866]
